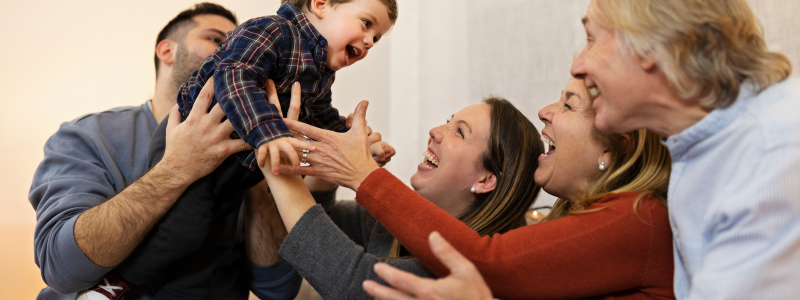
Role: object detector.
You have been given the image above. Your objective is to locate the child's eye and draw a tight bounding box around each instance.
[208,37,223,44]
[363,19,372,28]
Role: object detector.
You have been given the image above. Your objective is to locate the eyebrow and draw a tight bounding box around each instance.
[581,16,588,25]
[204,29,227,37]
[565,91,578,100]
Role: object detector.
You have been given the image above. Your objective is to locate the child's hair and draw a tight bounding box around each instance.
[282,0,398,24]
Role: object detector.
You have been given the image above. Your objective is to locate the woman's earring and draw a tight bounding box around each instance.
[599,161,606,171]
[470,187,477,193]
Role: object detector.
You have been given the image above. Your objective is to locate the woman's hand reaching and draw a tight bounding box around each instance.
[362,232,494,300]
[278,101,382,191]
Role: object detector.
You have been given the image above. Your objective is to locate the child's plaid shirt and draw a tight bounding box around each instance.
[177,3,348,170]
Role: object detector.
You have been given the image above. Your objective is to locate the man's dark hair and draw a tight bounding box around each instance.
[154,2,237,76]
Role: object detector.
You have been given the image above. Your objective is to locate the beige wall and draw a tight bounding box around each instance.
[2,0,798,298]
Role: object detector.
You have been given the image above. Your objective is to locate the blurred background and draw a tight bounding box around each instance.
[1,0,798,298]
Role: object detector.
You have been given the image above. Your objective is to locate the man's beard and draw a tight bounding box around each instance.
[171,43,207,92]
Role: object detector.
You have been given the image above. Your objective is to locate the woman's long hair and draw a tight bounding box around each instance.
[389,97,544,258]
[544,80,672,221]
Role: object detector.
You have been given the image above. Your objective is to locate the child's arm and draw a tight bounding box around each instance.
[213,18,297,155]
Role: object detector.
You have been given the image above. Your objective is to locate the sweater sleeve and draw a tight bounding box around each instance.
[310,189,369,247]
[355,168,673,300]
[247,259,303,300]
[279,205,435,300]
[28,123,115,294]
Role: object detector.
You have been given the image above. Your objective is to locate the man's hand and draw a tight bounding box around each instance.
[74,76,251,268]
[161,76,252,184]
[362,232,494,300]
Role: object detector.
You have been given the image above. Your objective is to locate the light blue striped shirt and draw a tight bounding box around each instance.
[664,77,800,299]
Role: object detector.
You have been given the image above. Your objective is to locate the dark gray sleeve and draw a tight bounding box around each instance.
[279,205,435,300]
[310,189,370,247]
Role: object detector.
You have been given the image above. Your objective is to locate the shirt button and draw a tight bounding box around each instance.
[320,40,327,46]
[308,41,314,47]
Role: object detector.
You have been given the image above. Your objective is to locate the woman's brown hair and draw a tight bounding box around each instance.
[389,97,544,258]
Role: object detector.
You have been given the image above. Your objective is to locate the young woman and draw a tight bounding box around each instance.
[257,82,543,299]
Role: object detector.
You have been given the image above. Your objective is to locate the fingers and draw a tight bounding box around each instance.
[383,143,397,159]
[349,101,369,132]
[278,141,301,168]
[166,104,181,136]
[346,113,355,128]
[265,79,282,116]
[365,125,374,138]
[278,164,317,176]
[257,144,269,168]
[362,280,414,300]
[190,76,215,119]
[284,119,331,141]
[428,232,476,275]
[372,262,429,296]
[269,143,281,176]
[371,142,386,163]
[208,103,227,124]
[368,131,381,144]
[288,82,301,121]
[286,137,315,152]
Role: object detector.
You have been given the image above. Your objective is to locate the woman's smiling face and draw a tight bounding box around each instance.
[410,103,493,216]
[535,79,606,200]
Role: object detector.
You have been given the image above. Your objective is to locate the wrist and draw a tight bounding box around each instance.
[350,163,380,192]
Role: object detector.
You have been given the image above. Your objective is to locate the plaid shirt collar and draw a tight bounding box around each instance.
[278,3,329,51]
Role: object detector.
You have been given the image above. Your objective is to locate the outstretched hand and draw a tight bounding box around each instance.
[362,232,494,300]
[278,101,380,191]
[255,81,315,175]
[162,76,252,183]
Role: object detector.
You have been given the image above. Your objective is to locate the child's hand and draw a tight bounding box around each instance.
[370,141,396,167]
[256,137,314,175]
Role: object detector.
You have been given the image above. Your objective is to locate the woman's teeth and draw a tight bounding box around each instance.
[540,136,556,157]
[589,87,601,97]
[423,150,439,168]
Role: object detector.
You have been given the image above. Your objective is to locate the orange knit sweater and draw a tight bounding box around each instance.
[356,168,675,300]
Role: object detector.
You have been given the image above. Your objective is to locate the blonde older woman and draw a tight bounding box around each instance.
[571,0,800,299]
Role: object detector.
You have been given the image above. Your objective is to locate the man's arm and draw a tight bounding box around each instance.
[29,78,248,293]
[244,180,287,266]
[74,78,249,268]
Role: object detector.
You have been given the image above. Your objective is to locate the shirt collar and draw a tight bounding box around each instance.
[662,83,755,157]
[278,3,329,48]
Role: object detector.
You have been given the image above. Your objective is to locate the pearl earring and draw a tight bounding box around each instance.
[599,161,606,171]
[470,187,476,193]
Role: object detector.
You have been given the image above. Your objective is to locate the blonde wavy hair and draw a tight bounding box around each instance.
[589,0,791,108]
[545,79,672,221]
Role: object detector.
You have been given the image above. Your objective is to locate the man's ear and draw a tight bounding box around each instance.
[310,0,329,19]
[156,39,176,68]
[473,173,498,195]
[639,54,657,71]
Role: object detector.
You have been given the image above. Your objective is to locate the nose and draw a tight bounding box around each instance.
[538,103,554,125]
[429,124,445,144]
[570,46,588,80]
[364,35,374,50]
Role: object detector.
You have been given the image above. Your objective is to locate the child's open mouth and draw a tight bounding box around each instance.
[345,45,361,65]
